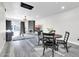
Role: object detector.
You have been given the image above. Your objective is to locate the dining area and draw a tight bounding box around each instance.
[1,2,79,57]
[1,27,79,57]
[37,29,70,57]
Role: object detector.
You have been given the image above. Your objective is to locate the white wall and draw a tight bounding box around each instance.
[36,7,79,45]
[0,3,6,53]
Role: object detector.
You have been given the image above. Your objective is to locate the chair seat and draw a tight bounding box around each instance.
[44,41,54,46]
[57,40,66,44]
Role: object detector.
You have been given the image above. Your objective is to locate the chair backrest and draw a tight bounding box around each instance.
[43,33,55,42]
[64,31,70,42]
[38,30,43,36]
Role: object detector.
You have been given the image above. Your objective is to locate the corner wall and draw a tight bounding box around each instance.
[0,3,6,53]
[36,7,79,45]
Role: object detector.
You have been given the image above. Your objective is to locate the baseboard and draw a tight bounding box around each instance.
[68,41,79,46]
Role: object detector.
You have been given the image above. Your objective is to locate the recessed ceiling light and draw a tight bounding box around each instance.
[61,6,65,10]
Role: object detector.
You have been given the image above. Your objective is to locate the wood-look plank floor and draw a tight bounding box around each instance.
[0,34,79,57]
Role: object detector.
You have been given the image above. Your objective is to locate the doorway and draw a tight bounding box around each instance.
[12,20,20,40]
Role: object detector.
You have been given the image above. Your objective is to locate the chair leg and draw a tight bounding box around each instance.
[66,44,68,52]
[38,39,40,45]
[43,47,45,56]
[56,42,59,51]
[63,44,66,48]
[64,44,68,52]
[52,47,54,57]
[57,45,59,51]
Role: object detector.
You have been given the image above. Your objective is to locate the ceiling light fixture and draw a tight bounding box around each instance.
[23,16,27,21]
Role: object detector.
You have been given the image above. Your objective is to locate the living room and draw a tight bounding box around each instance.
[0,1,79,57]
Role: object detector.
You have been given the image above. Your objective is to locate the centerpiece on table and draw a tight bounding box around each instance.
[47,27,55,33]
[35,25,42,32]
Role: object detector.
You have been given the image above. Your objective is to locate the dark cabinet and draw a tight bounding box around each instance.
[6,20,13,41]
[6,32,13,41]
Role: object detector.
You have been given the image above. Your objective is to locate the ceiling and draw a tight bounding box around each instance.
[3,2,79,20]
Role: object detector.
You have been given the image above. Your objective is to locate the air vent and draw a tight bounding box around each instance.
[21,2,34,10]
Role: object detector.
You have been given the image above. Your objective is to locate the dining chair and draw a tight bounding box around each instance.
[38,30,43,45]
[42,33,56,57]
[57,31,70,52]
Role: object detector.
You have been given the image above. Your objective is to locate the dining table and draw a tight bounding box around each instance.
[54,33,62,44]
[54,34,62,38]
[51,33,62,50]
